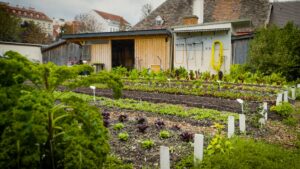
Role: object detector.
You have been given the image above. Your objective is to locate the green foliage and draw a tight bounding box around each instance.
[270,102,294,118]
[103,155,133,169]
[141,139,154,149]
[0,52,112,168]
[58,92,239,123]
[112,66,128,77]
[113,123,125,130]
[206,123,233,155]
[129,69,139,80]
[118,132,129,142]
[176,138,300,169]
[159,130,171,139]
[175,67,188,80]
[0,4,21,42]
[283,117,298,127]
[248,22,300,81]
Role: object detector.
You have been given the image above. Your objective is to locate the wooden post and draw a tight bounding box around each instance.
[284,91,288,102]
[194,134,204,163]
[160,146,170,169]
[228,116,235,138]
[239,114,246,133]
[276,93,283,105]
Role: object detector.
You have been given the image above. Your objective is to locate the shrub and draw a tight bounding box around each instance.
[103,155,133,169]
[118,132,129,142]
[270,102,294,118]
[111,66,128,77]
[206,123,232,155]
[113,123,125,130]
[141,139,154,149]
[283,117,298,127]
[247,22,300,81]
[129,69,139,80]
[159,130,171,139]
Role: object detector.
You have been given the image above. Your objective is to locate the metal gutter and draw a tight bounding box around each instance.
[62,29,171,39]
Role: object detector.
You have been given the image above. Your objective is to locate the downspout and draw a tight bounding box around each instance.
[167,28,174,70]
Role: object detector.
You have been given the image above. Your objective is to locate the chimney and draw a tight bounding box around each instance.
[193,0,204,24]
[182,15,199,25]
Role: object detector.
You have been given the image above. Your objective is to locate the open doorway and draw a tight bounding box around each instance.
[111,40,135,69]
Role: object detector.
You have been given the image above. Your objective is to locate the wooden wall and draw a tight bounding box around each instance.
[89,35,171,71]
[42,43,82,65]
[91,41,112,70]
[135,36,170,70]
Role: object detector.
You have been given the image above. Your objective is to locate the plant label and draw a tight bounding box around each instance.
[228,116,235,138]
[291,88,296,100]
[160,146,170,169]
[194,134,204,162]
[297,84,300,88]
[276,93,283,105]
[263,102,268,120]
[239,114,246,133]
[284,91,288,102]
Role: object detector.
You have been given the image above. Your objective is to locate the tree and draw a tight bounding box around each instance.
[20,21,52,44]
[0,4,21,42]
[74,13,103,33]
[247,22,300,81]
[0,51,123,168]
[141,3,153,20]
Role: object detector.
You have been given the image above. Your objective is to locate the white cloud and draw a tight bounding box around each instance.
[4,0,166,25]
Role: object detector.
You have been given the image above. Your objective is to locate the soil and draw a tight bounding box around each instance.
[99,107,299,169]
[74,87,265,113]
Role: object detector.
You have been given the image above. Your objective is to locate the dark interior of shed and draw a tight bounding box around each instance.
[111,40,135,69]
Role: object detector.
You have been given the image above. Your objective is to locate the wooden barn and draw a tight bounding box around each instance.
[61,29,172,71]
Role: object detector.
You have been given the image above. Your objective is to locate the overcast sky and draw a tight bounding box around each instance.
[4,0,166,25]
[4,0,298,25]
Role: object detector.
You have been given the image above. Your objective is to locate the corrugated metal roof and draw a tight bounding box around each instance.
[42,40,67,52]
[62,29,171,39]
[270,1,300,27]
[174,27,230,33]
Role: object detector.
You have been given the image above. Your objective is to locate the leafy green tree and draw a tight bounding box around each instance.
[0,51,123,169]
[20,21,52,44]
[247,22,300,81]
[0,4,21,42]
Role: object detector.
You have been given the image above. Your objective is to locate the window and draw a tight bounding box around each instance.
[155,16,164,26]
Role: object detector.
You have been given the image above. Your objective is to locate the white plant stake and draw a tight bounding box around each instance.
[168,79,171,87]
[228,116,235,138]
[263,102,268,121]
[194,134,204,163]
[239,114,246,133]
[90,86,96,103]
[160,146,170,169]
[291,87,296,100]
[237,99,244,113]
[276,93,283,106]
[284,91,288,102]
[297,84,300,88]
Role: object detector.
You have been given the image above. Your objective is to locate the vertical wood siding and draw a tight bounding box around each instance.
[91,41,112,71]
[135,37,170,70]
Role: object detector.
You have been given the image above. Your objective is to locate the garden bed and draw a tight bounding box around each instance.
[73,87,264,113]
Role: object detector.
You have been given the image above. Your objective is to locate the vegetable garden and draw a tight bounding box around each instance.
[0,52,299,169]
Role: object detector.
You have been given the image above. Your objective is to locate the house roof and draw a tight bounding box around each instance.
[269,1,300,27]
[0,41,43,47]
[133,0,269,30]
[62,29,171,40]
[2,3,52,22]
[93,10,130,25]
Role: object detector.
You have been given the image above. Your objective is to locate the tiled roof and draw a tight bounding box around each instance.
[269,1,300,27]
[133,0,269,30]
[94,10,130,25]
[4,5,52,22]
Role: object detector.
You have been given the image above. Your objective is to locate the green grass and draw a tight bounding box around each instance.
[55,91,239,123]
[175,137,300,169]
